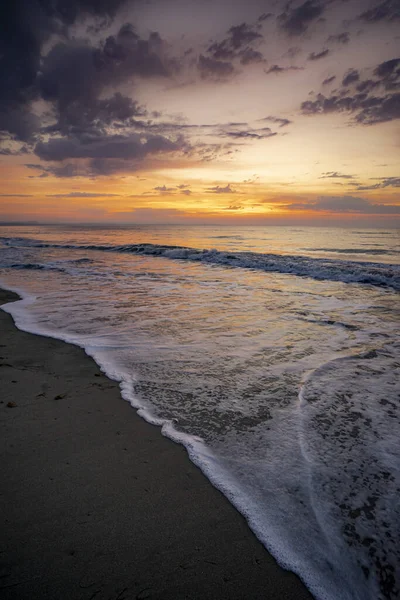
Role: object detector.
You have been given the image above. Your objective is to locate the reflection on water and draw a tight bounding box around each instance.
[0,225,399,600]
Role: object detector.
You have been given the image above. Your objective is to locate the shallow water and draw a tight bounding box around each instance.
[1,224,399,600]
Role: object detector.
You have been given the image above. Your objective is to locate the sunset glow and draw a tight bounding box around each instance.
[0,0,399,226]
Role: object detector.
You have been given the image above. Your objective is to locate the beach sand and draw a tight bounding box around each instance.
[0,288,314,600]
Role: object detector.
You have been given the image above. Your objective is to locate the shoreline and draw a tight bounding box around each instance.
[0,287,314,600]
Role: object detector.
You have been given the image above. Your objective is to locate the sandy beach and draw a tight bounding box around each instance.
[0,287,315,600]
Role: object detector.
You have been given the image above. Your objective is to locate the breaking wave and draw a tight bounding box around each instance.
[1,236,399,290]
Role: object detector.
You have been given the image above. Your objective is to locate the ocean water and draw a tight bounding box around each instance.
[0,224,399,600]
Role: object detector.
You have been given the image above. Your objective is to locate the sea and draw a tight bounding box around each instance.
[0,224,399,600]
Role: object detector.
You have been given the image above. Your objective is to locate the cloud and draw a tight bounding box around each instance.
[355,177,400,190]
[154,185,176,193]
[322,76,336,85]
[47,192,120,197]
[358,1,400,23]
[373,58,400,90]
[35,132,186,162]
[342,69,360,86]
[320,171,355,179]
[239,48,265,65]
[278,1,326,36]
[266,64,303,74]
[288,195,400,214]
[206,184,237,194]
[198,54,235,80]
[260,116,292,127]
[308,49,330,61]
[0,144,29,155]
[301,58,400,125]
[222,127,277,140]
[327,32,350,44]
[258,13,273,23]
[0,194,33,197]
[0,0,131,142]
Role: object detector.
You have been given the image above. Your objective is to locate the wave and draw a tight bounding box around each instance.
[1,236,400,290]
[304,248,399,255]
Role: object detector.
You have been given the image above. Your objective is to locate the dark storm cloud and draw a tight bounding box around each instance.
[0,1,185,175]
[278,1,326,36]
[198,54,235,80]
[288,195,400,214]
[38,24,173,137]
[35,133,186,161]
[308,49,330,61]
[358,0,400,23]
[327,32,350,44]
[0,0,130,141]
[301,57,400,125]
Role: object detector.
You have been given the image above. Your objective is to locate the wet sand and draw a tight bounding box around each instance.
[0,288,314,600]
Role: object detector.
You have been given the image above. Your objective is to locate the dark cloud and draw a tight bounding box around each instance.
[373,58,400,90]
[358,0,400,24]
[0,145,29,155]
[198,54,235,80]
[38,25,172,138]
[239,48,265,65]
[327,32,350,44]
[302,58,400,125]
[322,76,336,85]
[308,49,330,61]
[206,184,237,194]
[24,162,80,177]
[266,64,303,74]
[35,133,186,161]
[206,22,264,68]
[278,1,326,36]
[342,69,360,86]
[258,13,273,23]
[302,91,400,124]
[0,108,40,143]
[260,116,292,127]
[222,127,277,139]
[228,23,263,50]
[154,185,176,193]
[356,177,400,190]
[0,193,34,197]
[225,204,243,210]
[0,0,131,142]
[320,171,355,179]
[181,189,191,196]
[288,195,400,214]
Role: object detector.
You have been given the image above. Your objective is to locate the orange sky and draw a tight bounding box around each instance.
[0,0,399,226]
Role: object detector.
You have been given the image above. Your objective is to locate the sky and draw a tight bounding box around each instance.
[0,0,399,226]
